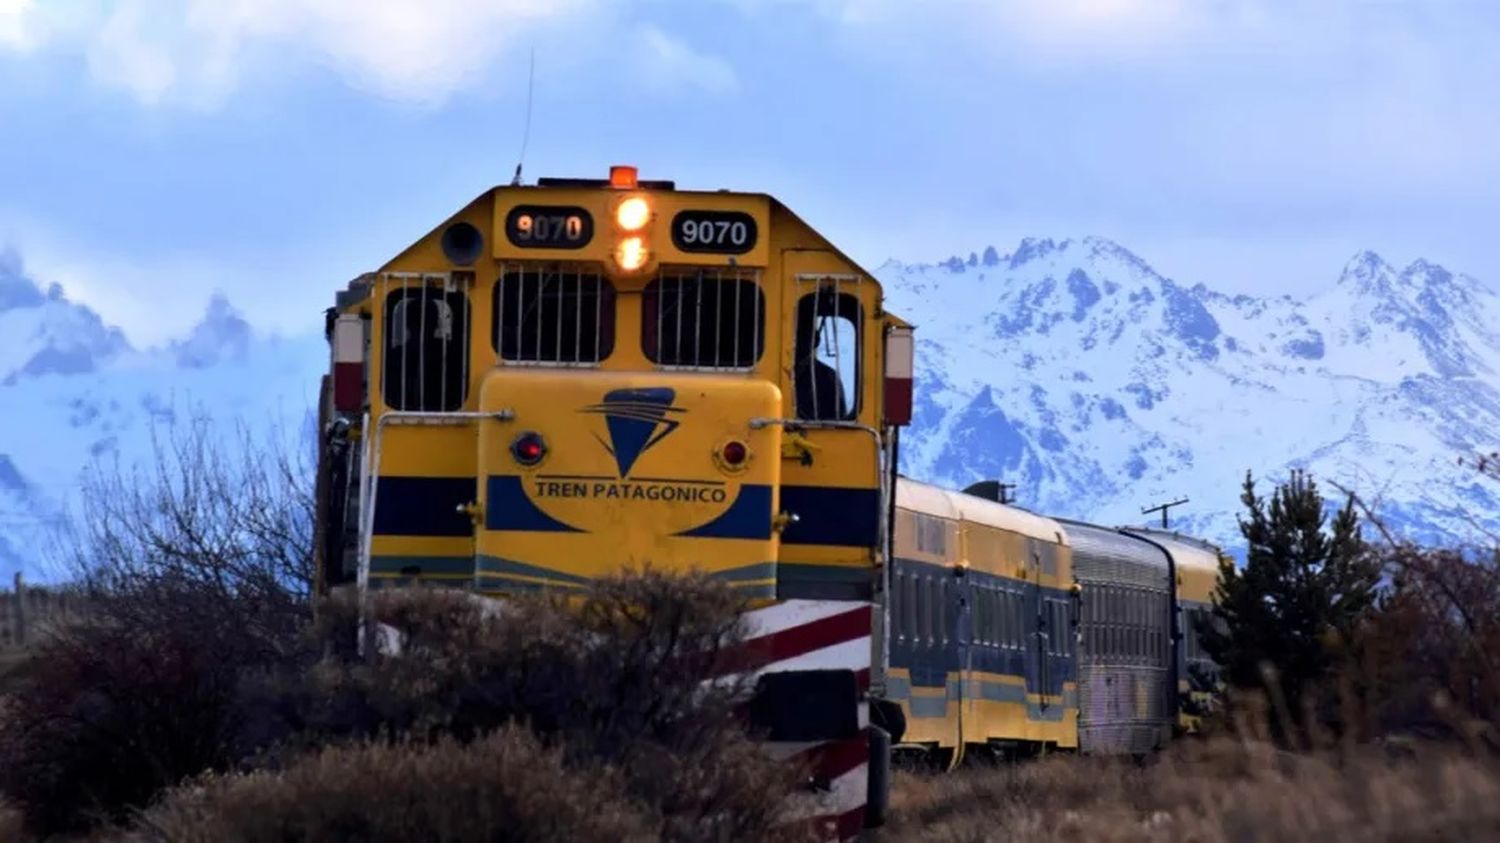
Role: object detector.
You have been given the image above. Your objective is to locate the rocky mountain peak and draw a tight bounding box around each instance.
[0,250,46,312]
[881,239,1500,553]
[172,293,253,369]
[0,255,131,385]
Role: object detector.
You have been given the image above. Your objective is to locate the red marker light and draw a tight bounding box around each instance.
[721,440,748,467]
[512,432,547,466]
[609,165,638,189]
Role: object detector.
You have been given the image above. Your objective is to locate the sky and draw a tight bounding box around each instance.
[1,0,1498,346]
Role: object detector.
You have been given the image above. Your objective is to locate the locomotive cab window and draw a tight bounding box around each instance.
[382,287,469,412]
[794,287,861,420]
[643,271,764,368]
[494,268,615,363]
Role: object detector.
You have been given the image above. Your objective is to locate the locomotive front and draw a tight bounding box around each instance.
[316,167,914,838]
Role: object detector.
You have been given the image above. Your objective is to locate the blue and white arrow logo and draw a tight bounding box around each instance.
[580,387,685,477]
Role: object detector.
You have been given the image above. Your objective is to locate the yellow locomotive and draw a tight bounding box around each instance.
[314,166,1227,838]
[317,166,906,597]
[316,166,911,838]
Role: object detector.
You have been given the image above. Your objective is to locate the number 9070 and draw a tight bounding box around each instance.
[505,205,593,249]
[672,211,757,254]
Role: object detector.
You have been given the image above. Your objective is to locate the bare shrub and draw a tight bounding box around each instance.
[885,738,1500,841]
[0,412,315,837]
[1327,479,1500,749]
[5,403,803,838]
[239,571,803,842]
[1,569,804,840]
[1350,544,1500,747]
[59,411,315,639]
[124,727,655,843]
[0,588,276,837]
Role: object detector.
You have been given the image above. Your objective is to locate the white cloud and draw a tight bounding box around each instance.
[0,213,233,347]
[636,25,738,94]
[743,0,1204,42]
[89,2,183,106]
[988,0,1205,52]
[0,0,40,52]
[791,0,1498,70]
[0,0,603,107]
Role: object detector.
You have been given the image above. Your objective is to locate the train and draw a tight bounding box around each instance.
[313,166,1228,840]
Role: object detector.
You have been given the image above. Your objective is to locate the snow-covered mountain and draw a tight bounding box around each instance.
[0,252,131,385]
[884,239,1500,556]
[2,237,1497,580]
[0,253,323,580]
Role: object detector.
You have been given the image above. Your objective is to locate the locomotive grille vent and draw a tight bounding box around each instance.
[379,271,473,412]
[644,267,765,371]
[495,263,614,367]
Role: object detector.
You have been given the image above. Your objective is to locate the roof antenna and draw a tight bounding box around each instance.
[510,48,536,186]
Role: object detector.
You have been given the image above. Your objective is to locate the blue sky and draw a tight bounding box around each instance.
[2,0,1497,345]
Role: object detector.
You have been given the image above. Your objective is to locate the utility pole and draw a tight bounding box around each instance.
[1142,497,1189,529]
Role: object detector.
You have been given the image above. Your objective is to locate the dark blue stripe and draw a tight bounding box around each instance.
[779,485,879,547]
[677,485,773,539]
[372,476,475,537]
[484,475,584,533]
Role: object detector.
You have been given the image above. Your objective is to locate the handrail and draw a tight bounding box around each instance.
[748,416,892,694]
[355,409,515,655]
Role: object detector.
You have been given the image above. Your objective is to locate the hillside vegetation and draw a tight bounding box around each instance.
[0,420,1495,840]
[886,737,1500,842]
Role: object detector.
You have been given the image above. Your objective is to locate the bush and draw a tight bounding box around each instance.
[250,572,802,842]
[1324,473,1500,749]
[0,566,803,840]
[0,411,318,837]
[3,407,802,837]
[124,728,655,843]
[1347,543,1500,747]
[61,413,315,641]
[0,583,282,836]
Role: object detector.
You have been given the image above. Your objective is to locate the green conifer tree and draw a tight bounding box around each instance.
[1200,469,1379,742]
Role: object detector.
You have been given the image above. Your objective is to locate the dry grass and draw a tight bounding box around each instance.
[883,738,1500,842]
[121,727,656,843]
